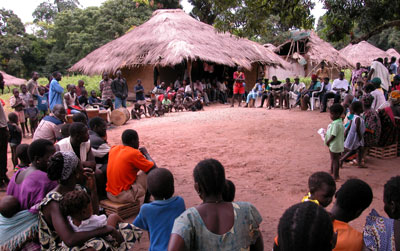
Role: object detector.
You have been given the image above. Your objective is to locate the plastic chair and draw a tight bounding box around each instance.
[310,82,325,111]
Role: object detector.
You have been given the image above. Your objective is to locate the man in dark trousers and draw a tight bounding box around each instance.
[111,70,128,109]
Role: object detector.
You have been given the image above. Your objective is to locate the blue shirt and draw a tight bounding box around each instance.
[49,79,64,110]
[135,85,145,101]
[36,93,48,111]
[133,196,185,251]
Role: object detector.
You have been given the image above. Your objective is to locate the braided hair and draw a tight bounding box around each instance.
[384,176,400,205]
[193,159,226,197]
[278,202,333,251]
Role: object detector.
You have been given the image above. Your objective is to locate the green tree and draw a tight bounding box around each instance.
[322,0,400,43]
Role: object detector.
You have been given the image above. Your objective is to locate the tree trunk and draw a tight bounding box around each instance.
[351,20,400,44]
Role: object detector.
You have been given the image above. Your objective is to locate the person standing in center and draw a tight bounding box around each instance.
[111,70,128,109]
[231,66,245,107]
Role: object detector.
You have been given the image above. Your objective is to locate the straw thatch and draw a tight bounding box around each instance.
[264,43,277,51]
[339,41,389,68]
[386,48,400,60]
[70,9,286,75]
[0,71,26,86]
[275,31,352,69]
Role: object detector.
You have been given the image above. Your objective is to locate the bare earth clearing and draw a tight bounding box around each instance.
[3,104,399,249]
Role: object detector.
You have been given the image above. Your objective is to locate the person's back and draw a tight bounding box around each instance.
[371,61,390,91]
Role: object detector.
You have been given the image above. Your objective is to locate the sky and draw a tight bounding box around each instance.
[0,0,326,26]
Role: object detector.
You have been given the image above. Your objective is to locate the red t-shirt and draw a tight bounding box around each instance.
[106,145,154,196]
[234,71,245,85]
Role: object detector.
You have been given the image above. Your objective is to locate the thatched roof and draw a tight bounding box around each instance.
[339,41,389,68]
[70,9,286,75]
[386,48,400,60]
[275,31,352,69]
[0,71,26,86]
[264,43,277,51]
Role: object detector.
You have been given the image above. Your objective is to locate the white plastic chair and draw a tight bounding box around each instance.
[310,82,327,111]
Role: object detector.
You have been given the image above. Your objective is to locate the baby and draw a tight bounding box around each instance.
[60,190,122,236]
[302,171,336,208]
[222,179,236,202]
[0,195,21,218]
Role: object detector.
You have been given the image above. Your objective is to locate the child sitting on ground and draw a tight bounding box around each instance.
[8,112,22,168]
[133,168,185,251]
[183,96,194,111]
[222,179,236,202]
[60,190,123,243]
[174,94,185,112]
[131,103,143,120]
[25,99,39,135]
[72,112,88,125]
[340,101,365,168]
[0,195,21,218]
[302,171,336,207]
[162,95,173,113]
[14,144,30,171]
[330,179,372,251]
[325,103,345,180]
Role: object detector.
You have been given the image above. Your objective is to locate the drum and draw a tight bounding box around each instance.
[110,108,130,126]
[99,110,108,122]
[86,109,99,120]
[66,114,74,124]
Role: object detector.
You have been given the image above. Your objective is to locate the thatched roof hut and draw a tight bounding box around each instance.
[0,71,26,86]
[70,9,286,93]
[264,43,277,51]
[386,48,400,60]
[266,30,351,80]
[339,41,389,68]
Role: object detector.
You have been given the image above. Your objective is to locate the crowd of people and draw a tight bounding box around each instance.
[0,56,399,250]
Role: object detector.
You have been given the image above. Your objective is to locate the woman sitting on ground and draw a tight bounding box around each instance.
[39,151,140,250]
[168,158,263,250]
[0,139,57,250]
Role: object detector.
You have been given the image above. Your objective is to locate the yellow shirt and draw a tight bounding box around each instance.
[301,193,320,205]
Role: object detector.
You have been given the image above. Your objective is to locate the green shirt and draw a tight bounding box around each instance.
[325,118,344,153]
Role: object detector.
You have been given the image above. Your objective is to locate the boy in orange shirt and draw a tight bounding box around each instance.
[331,179,373,251]
[106,129,157,204]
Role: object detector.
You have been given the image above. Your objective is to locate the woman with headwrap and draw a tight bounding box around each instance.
[377,90,400,147]
[362,94,381,164]
[38,151,141,250]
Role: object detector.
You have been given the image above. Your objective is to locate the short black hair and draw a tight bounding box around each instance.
[8,112,18,123]
[193,159,226,196]
[384,176,400,204]
[61,123,71,138]
[278,202,333,251]
[147,168,174,199]
[16,144,30,164]
[335,179,373,213]
[377,58,383,63]
[329,103,344,115]
[309,172,336,194]
[60,190,91,217]
[122,129,138,145]
[222,179,236,202]
[28,139,54,162]
[52,71,60,78]
[69,122,87,137]
[89,117,106,130]
[350,101,363,114]
[72,113,87,124]
[364,83,376,93]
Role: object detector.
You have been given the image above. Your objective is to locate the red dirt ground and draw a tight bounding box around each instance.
[2,103,399,250]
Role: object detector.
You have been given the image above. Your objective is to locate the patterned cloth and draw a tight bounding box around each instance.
[171,202,262,250]
[363,109,382,147]
[378,107,400,147]
[363,209,395,251]
[39,191,141,250]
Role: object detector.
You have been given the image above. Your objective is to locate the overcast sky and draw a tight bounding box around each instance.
[1,0,326,26]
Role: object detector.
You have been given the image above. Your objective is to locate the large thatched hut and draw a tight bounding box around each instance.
[70,9,286,95]
[340,41,389,68]
[386,48,400,60]
[0,71,26,86]
[266,31,351,80]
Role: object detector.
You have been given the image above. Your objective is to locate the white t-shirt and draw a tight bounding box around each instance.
[68,214,107,232]
[331,79,349,94]
[371,61,390,91]
[371,89,387,110]
[291,82,306,93]
[185,85,192,93]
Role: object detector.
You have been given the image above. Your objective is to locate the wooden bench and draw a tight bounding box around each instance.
[368,144,398,159]
[100,199,140,219]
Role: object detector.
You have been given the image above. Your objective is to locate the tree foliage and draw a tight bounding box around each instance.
[322,0,400,43]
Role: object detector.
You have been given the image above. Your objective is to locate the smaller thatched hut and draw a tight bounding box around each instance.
[70,9,286,94]
[0,71,26,86]
[386,48,400,60]
[267,31,351,80]
[340,41,389,68]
